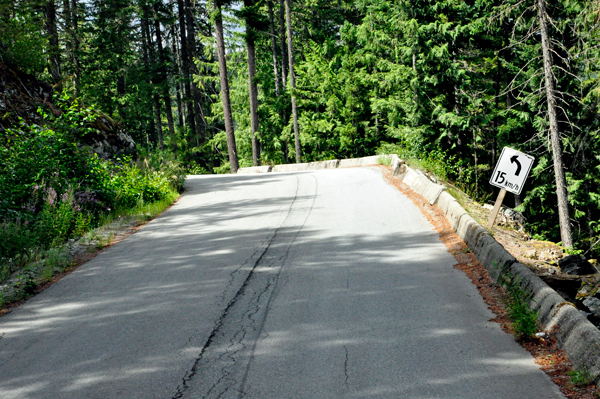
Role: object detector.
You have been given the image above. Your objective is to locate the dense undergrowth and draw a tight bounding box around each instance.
[0,94,186,290]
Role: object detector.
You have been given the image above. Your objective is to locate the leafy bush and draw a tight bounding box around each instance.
[378,142,456,182]
[0,94,186,282]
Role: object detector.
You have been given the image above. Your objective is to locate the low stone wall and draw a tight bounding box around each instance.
[271,163,309,172]
[307,160,339,170]
[338,155,381,168]
[237,165,272,174]
[240,156,383,174]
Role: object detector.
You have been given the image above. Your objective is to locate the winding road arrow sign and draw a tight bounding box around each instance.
[510,155,522,176]
[490,147,535,196]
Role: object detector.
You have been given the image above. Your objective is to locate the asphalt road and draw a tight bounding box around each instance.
[0,168,563,398]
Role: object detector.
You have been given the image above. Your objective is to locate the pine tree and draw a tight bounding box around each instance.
[213,0,239,172]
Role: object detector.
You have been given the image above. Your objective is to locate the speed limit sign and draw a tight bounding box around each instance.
[489,147,535,196]
[486,147,535,229]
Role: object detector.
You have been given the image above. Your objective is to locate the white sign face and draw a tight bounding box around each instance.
[489,147,535,195]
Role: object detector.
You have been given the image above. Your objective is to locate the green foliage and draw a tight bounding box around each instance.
[568,367,596,387]
[499,274,540,341]
[377,142,456,183]
[564,247,584,256]
[377,155,392,166]
[0,93,186,284]
[0,2,47,74]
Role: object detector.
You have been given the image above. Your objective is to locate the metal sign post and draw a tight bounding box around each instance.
[487,147,535,229]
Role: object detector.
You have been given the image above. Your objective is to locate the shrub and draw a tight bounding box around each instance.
[0,96,187,284]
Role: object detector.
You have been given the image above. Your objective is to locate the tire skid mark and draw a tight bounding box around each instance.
[172,174,317,399]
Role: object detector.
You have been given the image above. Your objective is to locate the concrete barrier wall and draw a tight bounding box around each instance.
[243,155,401,174]
[402,169,445,205]
[272,163,310,172]
[338,155,381,168]
[237,165,272,174]
[307,160,340,170]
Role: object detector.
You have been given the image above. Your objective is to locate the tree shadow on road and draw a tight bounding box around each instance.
[0,172,560,399]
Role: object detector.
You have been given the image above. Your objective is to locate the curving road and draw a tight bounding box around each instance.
[0,168,563,398]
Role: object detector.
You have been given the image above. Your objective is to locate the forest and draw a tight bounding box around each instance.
[1,0,600,267]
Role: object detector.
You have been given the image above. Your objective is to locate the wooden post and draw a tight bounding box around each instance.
[486,189,507,230]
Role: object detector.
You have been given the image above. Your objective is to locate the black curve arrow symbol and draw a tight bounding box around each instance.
[510,155,522,176]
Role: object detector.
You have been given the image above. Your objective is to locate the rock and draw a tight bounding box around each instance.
[82,115,137,159]
[559,255,598,276]
[483,204,494,210]
[524,249,538,259]
[547,266,561,275]
[503,208,525,224]
[0,61,136,160]
[539,250,558,262]
[578,284,597,300]
[498,207,526,230]
[539,274,582,300]
[583,297,600,317]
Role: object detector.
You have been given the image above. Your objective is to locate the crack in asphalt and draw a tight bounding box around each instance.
[172,174,317,399]
[343,345,350,389]
[346,269,350,289]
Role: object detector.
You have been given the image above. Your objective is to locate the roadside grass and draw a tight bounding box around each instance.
[377,155,392,166]
[500,275,539,341]
[0,191,181,309]
[568,368,596,388]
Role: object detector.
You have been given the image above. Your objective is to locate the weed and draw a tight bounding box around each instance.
[73,212,92,237]
[568,368,596,387]
[14,266,37,296]
[40,247,70,282]
[377,155,392,166]
[454,248,472,254]
[499,274,539,340]
[564,247,584,256]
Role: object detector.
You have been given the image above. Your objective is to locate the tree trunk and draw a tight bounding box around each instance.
[62,0,74,80]
[278,0,287,88]
[537,0,573,248]
[245,0,261,166]
[186,0,204,141]
[178,0,196,137]
[143,4,163,149]
[140,2,157,146]
[171,20,186,128]
[154,5,175,141]
[268,0,288,162]
[268,0,281,97]
[214,0,239,173]
[153,94,164,149]
[62,0,81,88]
[284,0,302,163]
[44,0,61,84]
[176,81,185,127]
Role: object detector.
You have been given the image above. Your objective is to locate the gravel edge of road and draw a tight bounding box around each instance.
[240,156,600,382]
